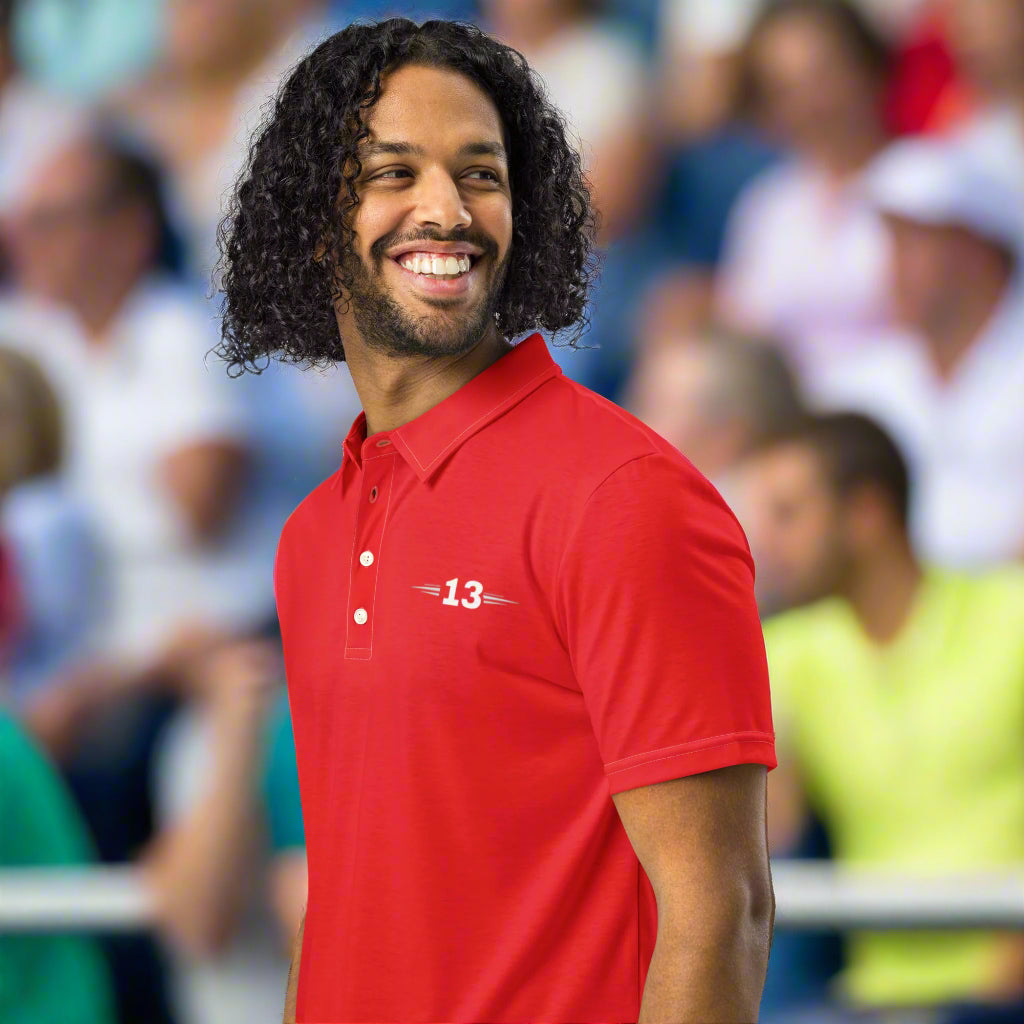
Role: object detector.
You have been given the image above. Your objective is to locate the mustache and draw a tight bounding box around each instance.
[370,228,499,262]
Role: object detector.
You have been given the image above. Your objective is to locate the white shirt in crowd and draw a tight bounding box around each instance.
[1,278,262,659]
[950,104,1024,199]
[807,278,1024,568]
[715,159,893,389]
[0,278,364,662]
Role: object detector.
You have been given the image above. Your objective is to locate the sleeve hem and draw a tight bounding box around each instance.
[605,732,777,794]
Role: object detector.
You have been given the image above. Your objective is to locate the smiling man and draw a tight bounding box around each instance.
[217,18,775,1024]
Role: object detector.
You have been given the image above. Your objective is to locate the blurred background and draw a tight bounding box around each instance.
[0,1,1022,1022]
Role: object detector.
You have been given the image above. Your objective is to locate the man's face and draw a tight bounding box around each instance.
[338,63,514,359]
[885,216,960,334]
[947,0,1024,95]
[752,13,879,151]
[6,142,116,307]
[738,443,850,611]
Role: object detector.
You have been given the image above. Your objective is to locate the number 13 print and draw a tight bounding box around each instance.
[442,577,483,609]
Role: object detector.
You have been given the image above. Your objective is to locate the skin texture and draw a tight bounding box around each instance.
[611,765,774,1023]
[278,59,773,1024]
[333,63,516,435]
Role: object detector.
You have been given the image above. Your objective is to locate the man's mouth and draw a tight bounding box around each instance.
[393,251,475,280]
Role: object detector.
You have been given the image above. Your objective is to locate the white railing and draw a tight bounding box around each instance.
[1,862,1022,933]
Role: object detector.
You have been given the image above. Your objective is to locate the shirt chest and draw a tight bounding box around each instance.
[278,452,576,709]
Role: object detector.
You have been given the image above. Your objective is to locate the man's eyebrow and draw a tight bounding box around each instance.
[457,141,507,160]
[360,141,425,158]
[359,140,507,160]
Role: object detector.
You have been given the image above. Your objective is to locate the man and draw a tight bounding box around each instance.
[217,18,775,1024]
[808,135,1024,569]
[739,413,1024,1020]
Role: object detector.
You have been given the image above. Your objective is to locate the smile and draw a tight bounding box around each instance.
[389,252,480,296]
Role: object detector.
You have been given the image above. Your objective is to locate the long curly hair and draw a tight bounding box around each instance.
[215,18,599,374]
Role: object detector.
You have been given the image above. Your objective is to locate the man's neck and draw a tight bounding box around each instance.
[342,325,513,437]
[841,539,923,646]
[924,273,1007,380]
[807,124,887,181]
[74,274,141,344]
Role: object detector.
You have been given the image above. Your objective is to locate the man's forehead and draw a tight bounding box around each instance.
[362,63,506,150]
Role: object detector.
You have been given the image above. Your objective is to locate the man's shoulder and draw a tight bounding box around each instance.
[519,370,702,491]
[946,565,1024,625]
[762,597,856,673]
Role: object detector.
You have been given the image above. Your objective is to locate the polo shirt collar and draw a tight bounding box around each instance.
[341,333,562,482]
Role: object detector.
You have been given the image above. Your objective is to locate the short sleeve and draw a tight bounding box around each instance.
[261,690,305,852]
[556,453,776,794]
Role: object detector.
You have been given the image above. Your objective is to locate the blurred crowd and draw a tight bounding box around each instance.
[0,1,1022,1023]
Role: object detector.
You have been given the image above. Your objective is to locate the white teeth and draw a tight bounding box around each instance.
[398,252,474,277]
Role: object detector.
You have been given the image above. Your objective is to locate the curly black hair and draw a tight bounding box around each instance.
[215,18,599,374]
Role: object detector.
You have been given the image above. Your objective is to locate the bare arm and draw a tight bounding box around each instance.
[269,850,308,953]
[283,908,305,1024]
[140,641,279,956]
[611,763,774,1023]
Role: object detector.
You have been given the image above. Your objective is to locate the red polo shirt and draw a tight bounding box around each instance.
[274,333,775,1023]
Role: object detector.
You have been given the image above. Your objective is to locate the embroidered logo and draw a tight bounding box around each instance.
[412,578,518,610]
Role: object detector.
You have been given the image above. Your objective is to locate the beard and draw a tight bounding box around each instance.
[345,228,509,359]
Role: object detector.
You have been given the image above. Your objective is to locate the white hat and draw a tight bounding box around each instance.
[862,136,1024,259]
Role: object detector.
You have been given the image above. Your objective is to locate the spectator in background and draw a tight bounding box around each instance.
[3,133,256,679]
[810,137,1024,568]
[623,330,806,615]
[740,413,1024,1021]
[143,638,298,1024]
[623,329,803,485]
[108,0,330,277]
[944,0,1024,188]
[0,0,85,232]
[0,346,104,715]
[481,0,653,244]
[479,0,658,400]
[715,0,894,390]
[0,712,117,1024]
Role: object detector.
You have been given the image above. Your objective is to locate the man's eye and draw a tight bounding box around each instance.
[466,170,499,182]
[373,169,410,180]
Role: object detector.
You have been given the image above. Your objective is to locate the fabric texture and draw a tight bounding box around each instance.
[274,333,775,1022]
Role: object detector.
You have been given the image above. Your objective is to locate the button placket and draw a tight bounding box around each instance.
[346,453,395,657]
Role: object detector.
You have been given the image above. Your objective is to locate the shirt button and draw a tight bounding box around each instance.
[359,551,374,566]
[353,608,368,625]
[369,486,378,503]
[376,438,392,448]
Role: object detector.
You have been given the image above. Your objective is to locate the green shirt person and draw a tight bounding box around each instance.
[0,710,117,1024]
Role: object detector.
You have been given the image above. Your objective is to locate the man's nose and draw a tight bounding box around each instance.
[412,169,471,233]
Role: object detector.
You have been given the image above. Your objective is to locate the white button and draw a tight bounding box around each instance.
[359,551,374,566]
[353,607,368,625]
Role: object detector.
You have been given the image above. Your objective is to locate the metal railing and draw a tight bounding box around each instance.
[1,861,1022,932]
